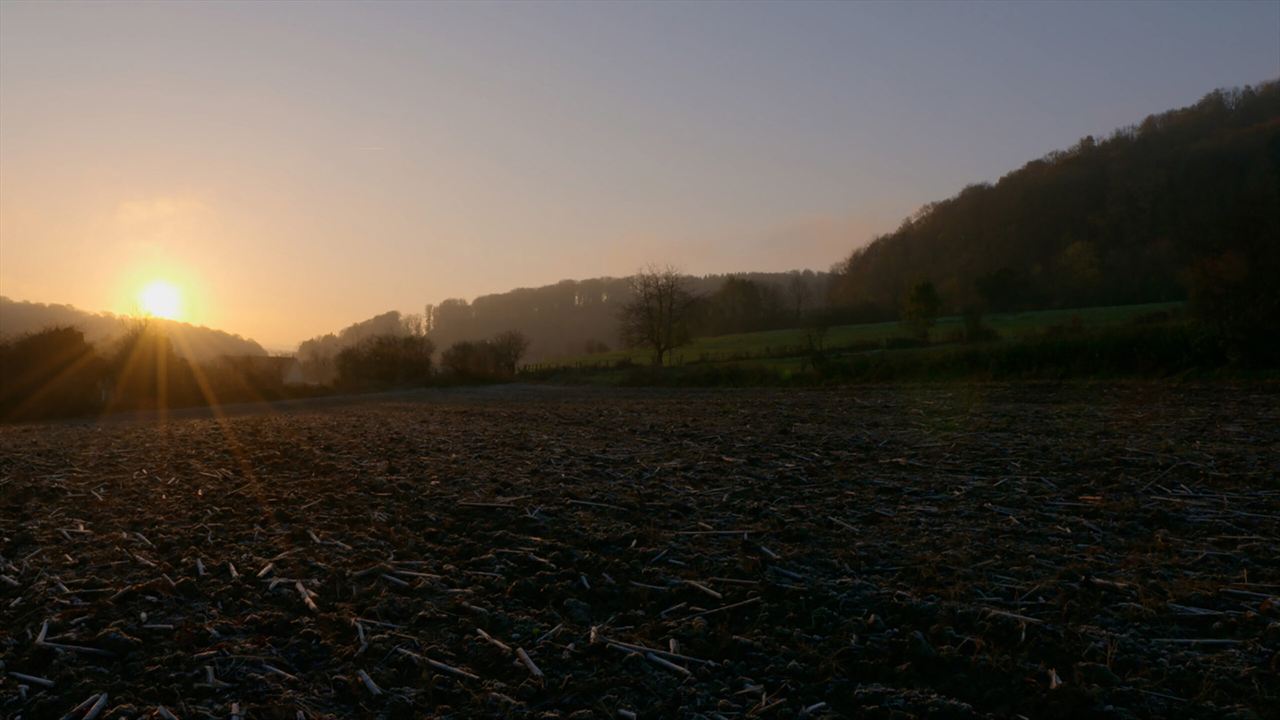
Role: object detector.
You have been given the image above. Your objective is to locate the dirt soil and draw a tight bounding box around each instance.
[2,383,1278,719]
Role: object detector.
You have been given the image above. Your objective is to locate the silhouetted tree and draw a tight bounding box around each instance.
[694,277,789,336]
[620,265,695,366]
[902,280,943,340]
[491,330,531,375]
[0,326,106,420]
[336,334,434,388]
[803,309,834,355]
[1188,248,1280,362]
[787,271,814,321]
[440,331,530,380]
[109,321,202,410]
[298,310,419,384]
[441,341,495,379]
[1,322,302,419]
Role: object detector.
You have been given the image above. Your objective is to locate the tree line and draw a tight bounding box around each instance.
[327,328,532,387]
[0,322,308,421]
[294,271,829,377]
[1,320,538,420]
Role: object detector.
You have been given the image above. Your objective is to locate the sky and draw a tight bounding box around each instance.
[1,1,1277,349]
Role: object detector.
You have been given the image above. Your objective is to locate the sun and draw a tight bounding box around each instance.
[137,280,184,320]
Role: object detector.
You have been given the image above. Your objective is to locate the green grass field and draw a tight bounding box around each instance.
[530,301,1186,371]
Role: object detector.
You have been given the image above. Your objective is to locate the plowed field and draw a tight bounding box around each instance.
[2,384,1277,719]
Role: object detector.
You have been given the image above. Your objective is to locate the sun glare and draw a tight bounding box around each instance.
[137,280,183,320]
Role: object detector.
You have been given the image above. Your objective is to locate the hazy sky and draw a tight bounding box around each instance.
[2,1,1277,348]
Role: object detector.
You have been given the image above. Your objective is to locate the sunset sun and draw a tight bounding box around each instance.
[137,280,183,320]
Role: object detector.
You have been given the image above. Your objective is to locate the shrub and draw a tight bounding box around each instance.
[107,324,203,410]
[1188,249,1280,364]
[441,341,497,380]
[0,326,107,420]
[336,334,434,389]
[442,331,531,381]
[901,280,942,340]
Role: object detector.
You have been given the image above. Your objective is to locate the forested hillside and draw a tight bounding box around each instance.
[829,82,1280,318]
[0,296,266,361]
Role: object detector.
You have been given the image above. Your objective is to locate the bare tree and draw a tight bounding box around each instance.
[492,330,531,375]
[619,264,695,366]
[786,271,812,321]
[803,309,831,355]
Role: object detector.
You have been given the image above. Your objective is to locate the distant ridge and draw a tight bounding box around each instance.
[0,296,267,362]
[297,270,829,378]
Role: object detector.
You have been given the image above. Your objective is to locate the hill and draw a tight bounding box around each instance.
[829,81,1280,319]
[0,296,267,362]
